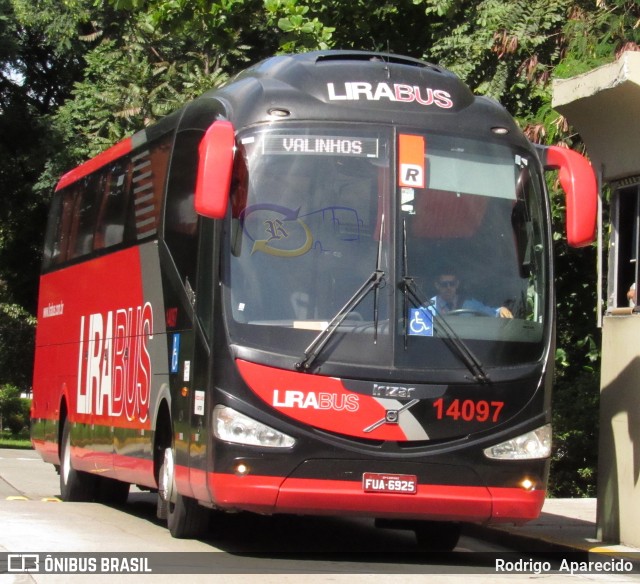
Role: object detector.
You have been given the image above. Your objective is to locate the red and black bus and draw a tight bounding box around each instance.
[31,51,597,548]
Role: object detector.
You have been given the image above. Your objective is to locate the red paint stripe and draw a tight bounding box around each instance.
[236,359,408,441]
[31,438,59,465]
[277,478,493,521]
[50,440,547,523]
[34,247,149,431]
[55,137,134,192]
[209,473,283,514]
[112,454,155,488]
[175,463,194,498]
[189,467,209,501]
[488,486,546,523]
[209,473,545,523]
[66,445,155,488]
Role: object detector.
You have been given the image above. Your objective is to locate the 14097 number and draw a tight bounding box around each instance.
[432,398,504,422]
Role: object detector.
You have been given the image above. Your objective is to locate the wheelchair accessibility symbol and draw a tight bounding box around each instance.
[171,333,181,373]
[408,307,433,337]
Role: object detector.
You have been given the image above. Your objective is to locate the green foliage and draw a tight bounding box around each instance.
[548,172,601,497]
[0,302,36,390]
[264,0,334,51]
[0,0,90,308]
[413,0,569,116]
[0,383,31,435]
[549,370,599,497]
[11,0,95,56]
[555,1,640,79]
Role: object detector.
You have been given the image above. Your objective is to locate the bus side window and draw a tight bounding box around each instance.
[42,189,76,269]
[165,130,201,287]
[94,160,131,250]
[69,173,103,259]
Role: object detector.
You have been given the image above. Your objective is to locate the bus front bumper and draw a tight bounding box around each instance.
[208,472,545,525]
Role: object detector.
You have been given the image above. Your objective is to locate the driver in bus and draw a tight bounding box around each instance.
[430,268,513,318]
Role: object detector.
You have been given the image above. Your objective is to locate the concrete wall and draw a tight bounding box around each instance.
[553,51,640,182]
[598,315,640,547]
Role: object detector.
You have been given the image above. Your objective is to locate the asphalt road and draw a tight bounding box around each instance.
[1,449,636,584]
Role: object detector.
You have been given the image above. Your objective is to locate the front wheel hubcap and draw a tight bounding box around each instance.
[159,447,176,504]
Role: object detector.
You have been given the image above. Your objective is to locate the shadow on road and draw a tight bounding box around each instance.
[120,491,504,573]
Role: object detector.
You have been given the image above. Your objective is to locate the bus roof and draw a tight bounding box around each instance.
[55,51,526,191]
[209,50,522,141]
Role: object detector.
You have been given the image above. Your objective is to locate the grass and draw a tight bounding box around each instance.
[0,432,32,449]
[0,438,32,449]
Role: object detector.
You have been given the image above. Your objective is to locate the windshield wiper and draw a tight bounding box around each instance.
[296,216,386,372]
[401,219,490,384]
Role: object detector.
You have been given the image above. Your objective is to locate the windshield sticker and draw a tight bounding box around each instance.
[240,204,313,257]
[399,134,426,188]
[401,188,416,214]
[408,307,434,337]
[327,82,454,109]
[240,204,365,257]
[262,135,379,158]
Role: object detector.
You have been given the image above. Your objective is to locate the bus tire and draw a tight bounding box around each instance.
[414,521,461,552]
[168,492,210,539]
[158,447,209,538]
[59,419,97,502]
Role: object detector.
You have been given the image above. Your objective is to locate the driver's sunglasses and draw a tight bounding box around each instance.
[437,279,458,288]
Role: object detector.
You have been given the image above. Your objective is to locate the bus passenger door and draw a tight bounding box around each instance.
[165,123,225,505]
[186,219,217,502]
[166,218,216,504]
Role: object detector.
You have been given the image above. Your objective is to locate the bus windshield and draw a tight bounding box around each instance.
[223,125,549,373]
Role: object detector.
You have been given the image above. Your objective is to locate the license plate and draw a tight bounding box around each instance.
[362,472,418,494]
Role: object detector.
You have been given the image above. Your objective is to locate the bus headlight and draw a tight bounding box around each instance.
[213,405,295,448]
[483,424,551,460]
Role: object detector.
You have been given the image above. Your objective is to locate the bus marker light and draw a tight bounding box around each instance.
[181,387,188,397]
[235,463,250,476]
[268,108,290,118]
[520,478,535,491]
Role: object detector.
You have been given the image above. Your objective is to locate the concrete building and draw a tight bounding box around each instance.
[553,50,640,548]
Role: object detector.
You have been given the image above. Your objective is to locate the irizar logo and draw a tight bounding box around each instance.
[327,82,454,109]
[272,389,359,412]
[372,384,416,398]
[76,303,153,421]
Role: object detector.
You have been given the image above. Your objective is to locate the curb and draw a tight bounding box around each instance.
[465,523,640,568]
[464,523,584,555]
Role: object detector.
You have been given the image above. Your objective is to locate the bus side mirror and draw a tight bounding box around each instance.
[195,120,235,219]
[539,145,597,248]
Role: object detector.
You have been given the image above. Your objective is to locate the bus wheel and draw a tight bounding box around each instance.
[158,447,209,539]
[59,419,97,502]
[414,521,461,552]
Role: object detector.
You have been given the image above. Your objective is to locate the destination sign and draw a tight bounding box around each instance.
[262,135,379,158]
